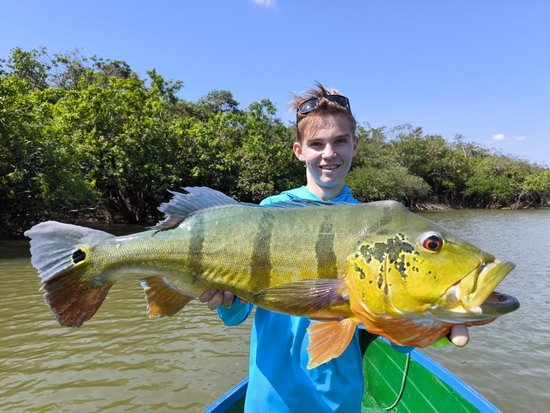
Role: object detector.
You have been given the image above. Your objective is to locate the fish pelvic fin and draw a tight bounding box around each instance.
[307,317,360,369]
[24,221,115,327]
[140,276,194,317]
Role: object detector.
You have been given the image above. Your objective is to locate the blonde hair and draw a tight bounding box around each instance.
[290,81,357,142]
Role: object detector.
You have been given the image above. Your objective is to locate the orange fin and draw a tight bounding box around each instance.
[140,276,194,317]
[41,271,114,327]
[306,317,360,369]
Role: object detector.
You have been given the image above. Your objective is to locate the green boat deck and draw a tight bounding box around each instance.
[360,335,479,412]
[206,329,498,412]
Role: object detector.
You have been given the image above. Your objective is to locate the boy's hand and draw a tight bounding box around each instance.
[199,290,248,310]
[199,290,234,310]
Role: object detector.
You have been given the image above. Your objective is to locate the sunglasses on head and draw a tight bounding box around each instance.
[296,94,351,116]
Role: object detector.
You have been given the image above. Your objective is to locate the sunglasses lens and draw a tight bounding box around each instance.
[326,95,349,108]
[297,95,350,116]
[298,98,318,114]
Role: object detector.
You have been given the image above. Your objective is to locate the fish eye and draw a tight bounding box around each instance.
[420,232,444,252]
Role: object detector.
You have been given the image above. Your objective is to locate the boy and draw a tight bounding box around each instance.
[200,83,469,412]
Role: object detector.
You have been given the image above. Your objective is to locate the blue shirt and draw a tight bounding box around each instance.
[218,186,364,412]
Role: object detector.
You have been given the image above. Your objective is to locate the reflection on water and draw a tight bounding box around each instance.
[1,210,549,412]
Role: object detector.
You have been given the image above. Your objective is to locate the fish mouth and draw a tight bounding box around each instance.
[430,259,519,321]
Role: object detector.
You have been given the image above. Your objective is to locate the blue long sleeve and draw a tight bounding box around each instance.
[217,300,254,326]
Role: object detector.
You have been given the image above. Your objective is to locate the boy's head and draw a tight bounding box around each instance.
[290,83,358,200]
[291,82,357,142]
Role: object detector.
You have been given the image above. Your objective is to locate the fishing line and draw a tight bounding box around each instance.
[384,352,411,411]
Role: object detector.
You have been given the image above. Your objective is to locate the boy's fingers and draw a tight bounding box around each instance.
[207,291,224,310]
[199,289,216,303]
[449,325,469,347]
[222,291,235,307]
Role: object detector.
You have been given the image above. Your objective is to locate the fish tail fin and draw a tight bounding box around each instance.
[25,221,115,327]
[140,276,194,317]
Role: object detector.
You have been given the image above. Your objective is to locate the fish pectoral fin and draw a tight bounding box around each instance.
[306,317,360,369]
[140,276,194,317]
[251,279,347,314]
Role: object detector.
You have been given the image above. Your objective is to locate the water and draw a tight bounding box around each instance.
[419,209,550,412]
[1,211,549,412]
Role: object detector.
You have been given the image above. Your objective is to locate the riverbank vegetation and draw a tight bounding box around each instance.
[1,48,549,235]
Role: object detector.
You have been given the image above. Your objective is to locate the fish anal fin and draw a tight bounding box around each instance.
[251,278,348,316]
[140,276,194,317]
[306,317,360,369]
[41,271,114,327]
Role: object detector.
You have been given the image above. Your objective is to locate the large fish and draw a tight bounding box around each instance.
[25,187,519,368]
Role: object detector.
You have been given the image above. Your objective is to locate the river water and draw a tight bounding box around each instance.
[1,209,548,412]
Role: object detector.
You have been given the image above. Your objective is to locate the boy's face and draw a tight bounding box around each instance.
[293,113,357,192]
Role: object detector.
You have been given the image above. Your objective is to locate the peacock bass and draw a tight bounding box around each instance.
[25,187,519,369]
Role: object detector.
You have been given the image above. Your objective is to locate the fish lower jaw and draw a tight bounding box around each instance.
[439,259,514,313]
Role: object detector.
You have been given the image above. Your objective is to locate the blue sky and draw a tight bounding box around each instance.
[1,0,549,165]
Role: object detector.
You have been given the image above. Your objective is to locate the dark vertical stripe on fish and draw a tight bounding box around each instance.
[249,210,275,288]
[188,214,205,278]
[316,214,337,278]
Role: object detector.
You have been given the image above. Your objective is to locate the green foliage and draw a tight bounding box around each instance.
[1,47,549,235]
[348,165,431,204]
[0,48,304,231]
[236,100,303,201]
[392,127,473,205]
[349,125,431,205]
[465,156,546,207]
[522,170,550,206]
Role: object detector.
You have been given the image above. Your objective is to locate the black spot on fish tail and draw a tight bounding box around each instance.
[249,210,275,289]
[72,249,86,264]
[316,215,337,278]
[188,214,205,278]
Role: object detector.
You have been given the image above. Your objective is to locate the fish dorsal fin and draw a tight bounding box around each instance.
[152,187,240,230]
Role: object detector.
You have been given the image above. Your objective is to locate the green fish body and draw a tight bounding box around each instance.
[25,187,519,368]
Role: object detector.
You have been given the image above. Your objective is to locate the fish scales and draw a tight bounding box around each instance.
[176,205,360,294]
[25,187,519,369]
